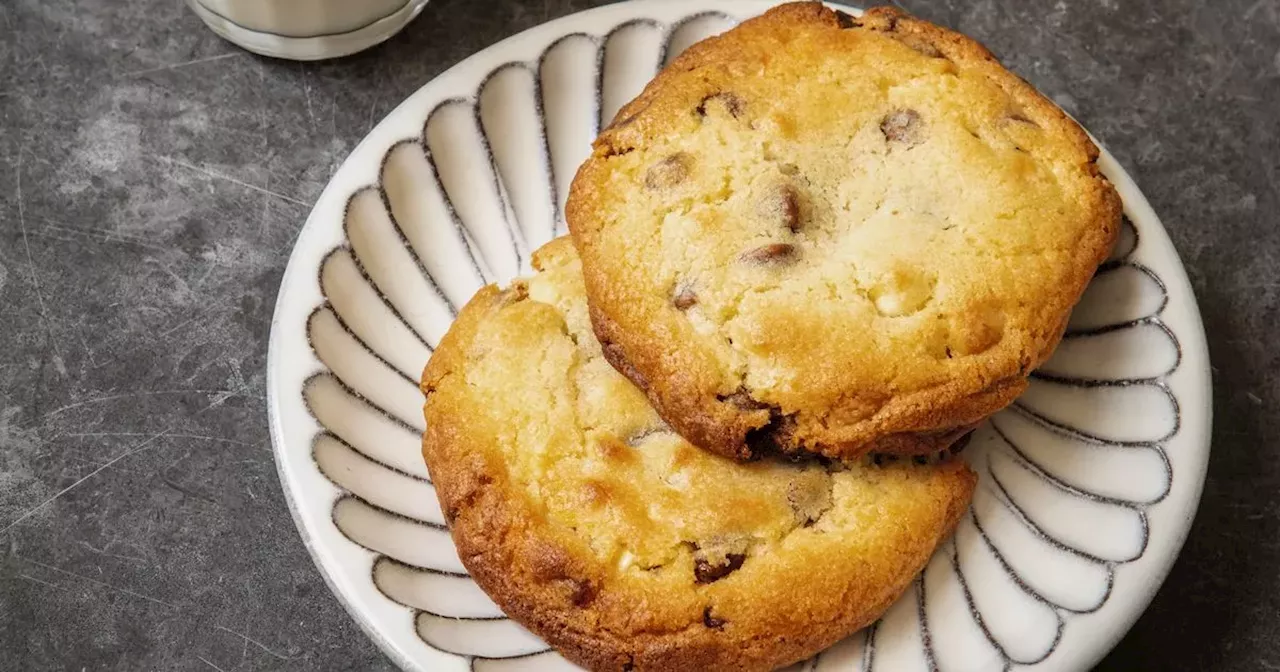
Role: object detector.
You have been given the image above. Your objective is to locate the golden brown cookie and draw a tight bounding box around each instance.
[421,238,975,672]
[567,3,1121,461]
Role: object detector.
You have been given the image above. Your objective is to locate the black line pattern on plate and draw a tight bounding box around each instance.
[1101,214,1140,262]
[537,31,601,237]
[345,183,457,329]
[320,242,434,352]
[968,509,1071,662]
[916,575,940,672]
[331,493,448,542]
[1059,315,1164,339]
[1063,261,1170,338]
[417,611,550,659]
[878,201,1177,668]
[308,304,421,386]
[469,649,557,671]
[596,19,664,131]
[989,416,1172,506]
[986,451,1150,566]
[372,556,508,621]
[479,61,560,246]
[303,370,419,435]
[311,429,431,488]
[423,98,522,282]
[948,541,1013,669]
[1011,380,1181,447]
[470,67,532,264]
[657,11,734,67]
[980,479,1118,617]
[382,138,488,302]
[295,7,1187,670]
[317,246,430,362]
[1034,319,1182,384]
[301,375,432,520]
[373,556,480,596]
[1029,371,1161,388]
[375,144,465,318]
[864,621,877,671]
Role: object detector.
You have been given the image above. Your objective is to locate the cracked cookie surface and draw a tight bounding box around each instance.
[421,238,975,672]
[567,3,1121,461]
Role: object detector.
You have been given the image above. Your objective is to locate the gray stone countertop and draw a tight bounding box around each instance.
[0,0,1275,669]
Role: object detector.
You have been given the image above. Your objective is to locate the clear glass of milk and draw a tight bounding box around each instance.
[186,0,431,61]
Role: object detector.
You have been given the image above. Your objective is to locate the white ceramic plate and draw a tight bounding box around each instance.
[266,2,1212,670]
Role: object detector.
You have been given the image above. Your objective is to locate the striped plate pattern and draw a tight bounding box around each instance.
[267,3,1212,671]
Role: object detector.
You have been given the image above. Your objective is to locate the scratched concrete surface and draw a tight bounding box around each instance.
[0,0,1276,669]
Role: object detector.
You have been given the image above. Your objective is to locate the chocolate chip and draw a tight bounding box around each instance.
[740,242,797,264]
[834,10,858,29]
[913,454,929,465]
[881,109,924,147]
[645,153,692,190]
[703,607,726,629]
[742,409,801,460]
[718,389,770,411]
[744,423,781,457]
[569,579,596,606]
[758,183,803,232]
[697,92,746,119]
[673,285,698,310]
[694,553,746,584]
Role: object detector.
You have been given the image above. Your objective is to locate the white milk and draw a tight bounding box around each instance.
[187,0,431,60]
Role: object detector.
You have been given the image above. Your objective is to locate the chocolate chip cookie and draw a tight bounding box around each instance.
[567,3,1121,461]
[421,238,975,672]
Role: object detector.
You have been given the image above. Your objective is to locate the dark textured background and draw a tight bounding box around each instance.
[0,0,1274,669]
